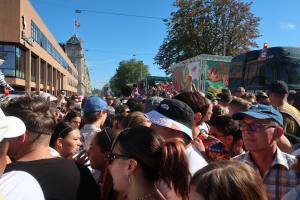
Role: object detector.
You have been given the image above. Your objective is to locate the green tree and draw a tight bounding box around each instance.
[109,59,150,93]
[91,88,101,95]
[155,0,261,73]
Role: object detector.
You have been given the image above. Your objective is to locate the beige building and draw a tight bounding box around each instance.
[64,35,92,96]
[0,0,78,96]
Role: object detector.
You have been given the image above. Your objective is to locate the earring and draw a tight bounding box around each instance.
[127,174,132,184]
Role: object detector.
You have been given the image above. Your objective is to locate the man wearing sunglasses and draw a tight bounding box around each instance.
[233,104,300,200]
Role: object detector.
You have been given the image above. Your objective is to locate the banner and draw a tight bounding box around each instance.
[187,62,201,90]
[172,64,191,92]
[206,60,230,94]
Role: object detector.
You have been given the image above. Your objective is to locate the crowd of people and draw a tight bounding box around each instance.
[1,80,300,200]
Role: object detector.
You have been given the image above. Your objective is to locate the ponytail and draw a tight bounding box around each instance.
[161,138,190,200]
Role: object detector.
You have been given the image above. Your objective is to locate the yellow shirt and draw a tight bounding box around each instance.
[279,103,300,137]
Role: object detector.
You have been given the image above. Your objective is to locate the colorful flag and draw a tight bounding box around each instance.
[75,20,80,28]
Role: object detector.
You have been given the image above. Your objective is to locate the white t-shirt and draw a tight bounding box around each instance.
[0,171,45,200]
[198,122,209,135]
[80,124,101,150]
[185,144,208,175]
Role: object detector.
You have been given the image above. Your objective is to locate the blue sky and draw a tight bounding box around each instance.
[30,0,300,89]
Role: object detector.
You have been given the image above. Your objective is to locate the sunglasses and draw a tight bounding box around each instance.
[108,152,131,164]
[241,122,277,132]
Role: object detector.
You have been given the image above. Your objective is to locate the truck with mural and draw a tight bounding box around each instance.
[171,54,232,95]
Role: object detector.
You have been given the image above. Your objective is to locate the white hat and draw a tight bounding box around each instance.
[39,92,57,102]
[0,109,26,142]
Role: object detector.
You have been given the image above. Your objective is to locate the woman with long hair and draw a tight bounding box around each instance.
[108,126,190,200]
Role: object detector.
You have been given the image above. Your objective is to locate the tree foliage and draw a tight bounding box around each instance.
[155,0,261,73]
[109,59,150,93]
[92,88,101,95]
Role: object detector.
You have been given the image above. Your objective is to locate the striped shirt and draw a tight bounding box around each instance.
[0,70,14,91]
[234,148,300,200]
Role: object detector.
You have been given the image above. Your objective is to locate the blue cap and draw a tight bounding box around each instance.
[232,104,283,127]
[83,96,108,113]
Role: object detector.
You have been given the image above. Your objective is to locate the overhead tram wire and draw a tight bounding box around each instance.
[85,49,155,56]
[31,0,169,22]
[75,9,168,22]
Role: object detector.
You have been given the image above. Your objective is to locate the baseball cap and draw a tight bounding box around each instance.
[107,106,115,115]
[268,80,288,94]
[0,108,26,142]
[216,88,232,103]
[83,96,108,113]
[232,104,283,127]
[144,96,164,113]
[60,90,66,96]
[256,91,268,99]
[145,99,194,139]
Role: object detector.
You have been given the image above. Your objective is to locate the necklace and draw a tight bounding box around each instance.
[136,190,156,200]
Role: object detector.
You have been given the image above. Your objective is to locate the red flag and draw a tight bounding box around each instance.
[75,20,80,28]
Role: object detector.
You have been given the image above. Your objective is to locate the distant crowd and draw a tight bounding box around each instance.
[1,80,300,200]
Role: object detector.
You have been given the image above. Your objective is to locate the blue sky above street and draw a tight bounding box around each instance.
[30,0,300,89]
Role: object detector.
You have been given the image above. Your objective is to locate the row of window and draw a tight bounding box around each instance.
[0,44,76,90]
[0,45,25,79]
[31,21,78,79]
[67,77,77,88]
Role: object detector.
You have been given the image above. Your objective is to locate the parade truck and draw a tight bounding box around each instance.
[228,47,300,92]
[171,54,232,95]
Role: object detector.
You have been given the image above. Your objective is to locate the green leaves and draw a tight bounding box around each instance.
[109,59,150,93]
[155,0,260,73]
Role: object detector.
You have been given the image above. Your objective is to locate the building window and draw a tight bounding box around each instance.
[31,20,78,80]
[40,60,45,84]
[47,65,52,85]
[0,44,16,77]
[15,47,25,79]
[53,68,56,88]
[31,55,37,82]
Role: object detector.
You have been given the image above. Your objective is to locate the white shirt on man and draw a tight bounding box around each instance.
[186,144,208,175]
[0,171,45,200]
[80,124,101,150]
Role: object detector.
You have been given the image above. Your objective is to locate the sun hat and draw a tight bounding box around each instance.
[0,108,26,142]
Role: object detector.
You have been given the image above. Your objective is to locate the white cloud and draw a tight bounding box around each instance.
[280,22,296,30]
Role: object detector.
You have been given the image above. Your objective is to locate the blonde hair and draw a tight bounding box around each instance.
[190,160,267,200]
[123,111,150,128]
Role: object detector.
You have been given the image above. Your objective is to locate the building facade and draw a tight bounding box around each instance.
[0,0,78,96]
[64,35,92,96]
